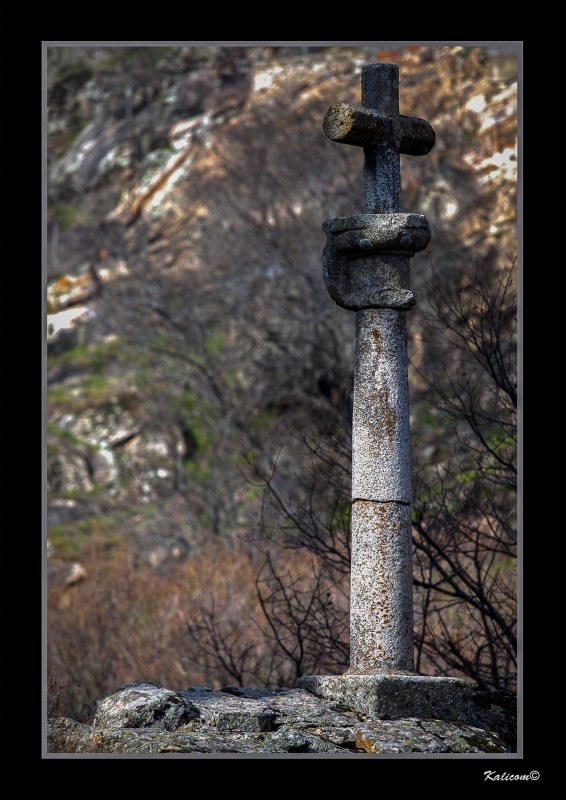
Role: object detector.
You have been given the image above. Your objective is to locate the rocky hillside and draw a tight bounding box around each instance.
[46,45,517,716]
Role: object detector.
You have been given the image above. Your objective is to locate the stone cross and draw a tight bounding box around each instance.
[299,64,472,720]
[322,63,434,674]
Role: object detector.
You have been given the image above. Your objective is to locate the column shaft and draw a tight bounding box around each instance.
[350,500,414,672]
[352,308,412,503]
[350,307,414,673]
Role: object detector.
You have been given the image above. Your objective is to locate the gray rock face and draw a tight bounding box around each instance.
[467,689,517,753]
[47,682,515,754]
[78,682,200,731]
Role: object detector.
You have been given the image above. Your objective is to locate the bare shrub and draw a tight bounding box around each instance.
[411,256,517,689]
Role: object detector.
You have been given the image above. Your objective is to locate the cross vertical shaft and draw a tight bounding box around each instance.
[362,64,401,214]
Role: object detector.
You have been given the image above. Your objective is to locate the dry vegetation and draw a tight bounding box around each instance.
[49,537,259,719]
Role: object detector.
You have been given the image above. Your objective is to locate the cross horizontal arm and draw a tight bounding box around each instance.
[323,103,435,156]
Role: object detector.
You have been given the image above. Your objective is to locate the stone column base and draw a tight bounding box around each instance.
[297,674,472,722]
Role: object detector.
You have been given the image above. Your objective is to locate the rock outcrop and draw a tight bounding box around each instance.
[47,681,516,754]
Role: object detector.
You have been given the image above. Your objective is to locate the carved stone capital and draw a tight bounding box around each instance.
[322,213,431,311]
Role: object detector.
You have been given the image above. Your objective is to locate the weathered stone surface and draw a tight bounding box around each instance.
[324,213,431,255]
[298,674,472,722]
[468,689,518,753]
[322,214,430,311]
[352,308,412,503]
[47,717,252,753]
[360,63,402,213]
[323,104,435,157]
[47,682,513,753]
[350,501,414,672]
[323,103,395,148]
[319,63,437,697]
[78,681,199,731]
[354,718,506,754]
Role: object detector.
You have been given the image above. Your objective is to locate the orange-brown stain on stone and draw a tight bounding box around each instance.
[393,311,406,333]
[356,730,380,753]
[366,385,397,444]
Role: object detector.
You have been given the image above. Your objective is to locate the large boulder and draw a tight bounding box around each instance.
[47,682,515,754]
